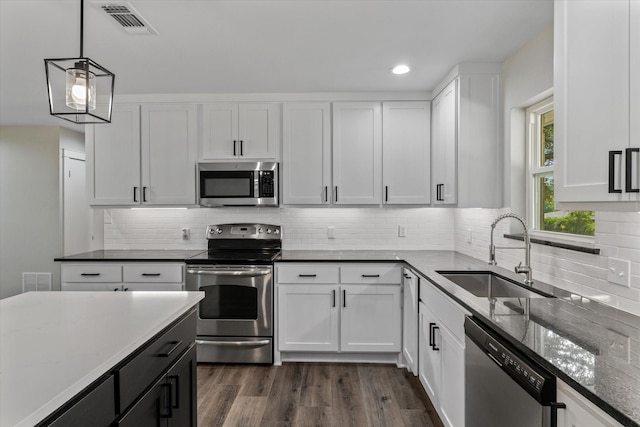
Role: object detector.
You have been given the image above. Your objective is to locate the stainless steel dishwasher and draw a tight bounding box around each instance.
[465,317,565,427]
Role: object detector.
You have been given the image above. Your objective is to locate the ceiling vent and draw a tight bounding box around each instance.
[97,2,158,35]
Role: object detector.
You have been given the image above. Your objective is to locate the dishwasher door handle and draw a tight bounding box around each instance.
[186,268,271,277]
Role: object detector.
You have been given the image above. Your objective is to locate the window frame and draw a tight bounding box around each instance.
[525,96,595,244]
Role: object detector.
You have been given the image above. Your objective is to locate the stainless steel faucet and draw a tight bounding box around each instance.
[489,213,533,285]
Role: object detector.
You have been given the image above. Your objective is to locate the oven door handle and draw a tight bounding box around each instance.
[186,268,271,277]
[196,339,271,347]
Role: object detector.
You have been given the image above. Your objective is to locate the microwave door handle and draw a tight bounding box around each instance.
[240,140,244,156]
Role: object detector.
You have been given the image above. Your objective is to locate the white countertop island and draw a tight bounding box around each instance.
[0,291,204,427]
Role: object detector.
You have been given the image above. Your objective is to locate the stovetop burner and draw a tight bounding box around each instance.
[185,223,282,265]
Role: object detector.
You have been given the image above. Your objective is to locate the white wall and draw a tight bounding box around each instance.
[104,207,455,251]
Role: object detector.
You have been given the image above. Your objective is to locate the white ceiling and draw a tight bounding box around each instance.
[0,0,553,130]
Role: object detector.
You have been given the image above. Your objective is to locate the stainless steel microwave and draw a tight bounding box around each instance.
[197,162,278,207]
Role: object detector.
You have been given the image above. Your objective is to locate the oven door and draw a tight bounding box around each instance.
[185,265,272,337]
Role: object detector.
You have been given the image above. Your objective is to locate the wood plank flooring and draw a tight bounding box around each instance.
[197,363,444,427]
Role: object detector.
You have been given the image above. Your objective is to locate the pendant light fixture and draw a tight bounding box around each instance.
[44,0,115,124]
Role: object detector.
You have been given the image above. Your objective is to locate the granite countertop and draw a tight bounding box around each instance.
[279,250,640,427]
[0,291,204,427]
[54,249,206,262]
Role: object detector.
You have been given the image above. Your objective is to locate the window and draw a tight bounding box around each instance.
[526,97,595,237]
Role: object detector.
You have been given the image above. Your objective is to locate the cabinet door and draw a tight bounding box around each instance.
[402,270,419,375]
[332,102,382,204]
[431,80,457,205]
[201,103,239,159]
[418,301,440,406]
[382,102,431,204]
[555,0,630,202]
[166,345,197,427]
[557,380,623,427]
[141,104,197,205]
[631,0,640,203]
[340,284,401,352]
[278,284,339,352]
[439,326,465,427]
[115,377,165,427]
[87,105,141,206]
[282,103,331,204]
[238,103,278,159]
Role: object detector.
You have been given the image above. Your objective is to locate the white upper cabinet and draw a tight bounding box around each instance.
[200,103,278,160]
[87,105,141,206]
[431,81,458,205]
[431,65,501,208]
[87,103,197,206]
[555,0,639,208]
[382,102,431,204]
[141,104,197,205]
[282,103,332,204]
[332,102,383,205]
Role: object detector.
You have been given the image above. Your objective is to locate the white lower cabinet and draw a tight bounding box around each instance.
[276,263,402,354]
[419,279,468,427]
[402,268,419,375]
[61,263,184,292]
[556,380,624,427]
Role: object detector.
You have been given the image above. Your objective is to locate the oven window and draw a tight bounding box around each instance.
[199,285,258,319]
[201,171,254,198]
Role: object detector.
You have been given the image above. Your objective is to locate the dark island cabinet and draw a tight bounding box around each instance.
[40,310,197,427]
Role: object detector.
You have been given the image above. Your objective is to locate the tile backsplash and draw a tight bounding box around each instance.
[454,209,640,316]
[104,206,639,315]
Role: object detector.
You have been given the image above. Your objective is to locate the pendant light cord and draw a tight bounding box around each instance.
[79,0,84,58]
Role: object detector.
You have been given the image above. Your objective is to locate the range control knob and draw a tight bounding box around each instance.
[266,229,272,234]
[258,227,263,233]
[274,229,280,235]
[216,228,223,234]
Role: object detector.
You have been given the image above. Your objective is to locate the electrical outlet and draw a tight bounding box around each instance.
[398,225,407,237]
[327,226,335,239]
[607,257,630,287]
[182,228,190,240]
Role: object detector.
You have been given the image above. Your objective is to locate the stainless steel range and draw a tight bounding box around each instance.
[185,223,282,364]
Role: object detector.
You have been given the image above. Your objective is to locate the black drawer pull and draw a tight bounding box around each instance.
[158,340,183,358]
[160,383,173,418]
[626,148,639,193]
[362,274,380,278]
[609,150,623,193]
[298,274,317,278]
[80,273,101,276]
[142,273,161,277]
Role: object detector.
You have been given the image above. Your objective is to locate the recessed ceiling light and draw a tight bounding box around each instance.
[391,64,410,75]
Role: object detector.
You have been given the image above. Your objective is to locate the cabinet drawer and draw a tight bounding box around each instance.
[420,280,467,343]
[340,264,401,284]
[62,265,122,283]
[115,310,196,412]
[123,264,183,283]
[47,376,115,427]
[277,265,339,283]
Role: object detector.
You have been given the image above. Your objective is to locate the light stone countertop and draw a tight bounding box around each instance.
[0,291,204,427]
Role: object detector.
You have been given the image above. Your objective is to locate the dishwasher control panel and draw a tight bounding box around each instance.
[465,316,556,405]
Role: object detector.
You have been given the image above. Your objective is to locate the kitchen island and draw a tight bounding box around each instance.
[0,291,204,427]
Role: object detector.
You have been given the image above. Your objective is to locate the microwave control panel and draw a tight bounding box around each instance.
[259,171,275,197]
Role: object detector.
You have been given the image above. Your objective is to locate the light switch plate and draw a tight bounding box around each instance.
[607,257,630,287]
[327,226,335,239]
[398,225,407,237]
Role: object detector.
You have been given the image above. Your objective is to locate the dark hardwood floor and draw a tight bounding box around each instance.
[197,363,444,427]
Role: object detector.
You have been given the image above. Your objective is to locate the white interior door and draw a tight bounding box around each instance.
[63,151,92,256]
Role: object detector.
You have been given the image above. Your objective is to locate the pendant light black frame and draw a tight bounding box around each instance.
[44,0,115,124]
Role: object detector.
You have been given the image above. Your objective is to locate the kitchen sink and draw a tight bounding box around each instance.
[436,271,551,298]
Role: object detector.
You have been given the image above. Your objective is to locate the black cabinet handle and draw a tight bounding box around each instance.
[324,186,328,203]
[298,274,317,278]
[142,273,161,277]
[404,274,411,279]
[168,375,180,409]
[436,184,444,201]
[332,290,336,308]
[233,140,237,156]
[142,186,148,202]
[123,287,129,291]
[81,273,101,276]
[113,288,119,292]
[625,148,639,193]
[550,402,566,426]
[133,186,138,202]
[362,274,380,278]
[335,186,338,203]
[158,340,183,358]
[385,186,389,202]
[160,383,173,418]
[343,290,346,308]
[240,140,244,156]
[432,325,440,351]
[609,150,623,193]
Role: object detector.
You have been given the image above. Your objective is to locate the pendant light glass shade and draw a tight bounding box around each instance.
[44,0,115,124]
